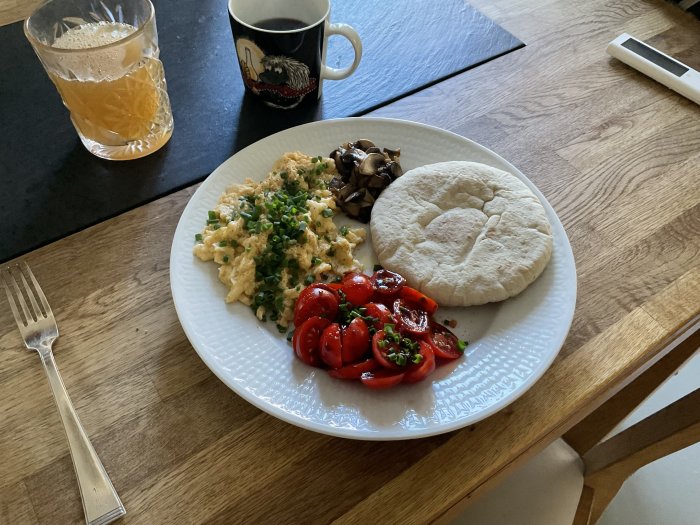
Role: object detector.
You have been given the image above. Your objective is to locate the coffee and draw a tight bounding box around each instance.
[254,17,307,31]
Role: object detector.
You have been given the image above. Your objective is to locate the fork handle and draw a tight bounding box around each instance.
[37,344,126,525]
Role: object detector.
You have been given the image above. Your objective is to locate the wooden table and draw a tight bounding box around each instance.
[1,1,698,523]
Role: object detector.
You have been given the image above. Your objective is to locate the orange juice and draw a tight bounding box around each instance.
[49,22,173,160]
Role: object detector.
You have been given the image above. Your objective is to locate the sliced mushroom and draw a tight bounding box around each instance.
[328,139,403,222]
[386,161,403,179]
[354,139,376,151]
[367,172,393,189]
[338,183,358,201]
[383,147,401,162]
[358,153,386,176]
[340,148,366,166]
[345,187,366,203]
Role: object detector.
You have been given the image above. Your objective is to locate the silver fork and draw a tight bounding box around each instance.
[1,262,126,525]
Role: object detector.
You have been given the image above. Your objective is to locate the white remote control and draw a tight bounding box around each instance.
[606,33,700,106]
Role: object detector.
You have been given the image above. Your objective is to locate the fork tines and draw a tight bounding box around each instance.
[1,261,52,327]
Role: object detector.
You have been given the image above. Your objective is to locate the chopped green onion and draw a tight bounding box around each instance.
[222,255,229,263]
[194,233,203,242]
[208,210,217,220]
[321,208,333,218]
[457,339,468,353]
[340,226,349,236]
[218,240,227,247]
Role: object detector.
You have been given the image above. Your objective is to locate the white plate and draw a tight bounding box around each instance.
[170,117,577,440]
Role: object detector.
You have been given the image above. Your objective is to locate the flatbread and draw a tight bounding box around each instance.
[370,161,553,306]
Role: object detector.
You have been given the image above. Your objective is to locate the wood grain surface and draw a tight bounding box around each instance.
[0,0,40,26]
[1,0,699,524]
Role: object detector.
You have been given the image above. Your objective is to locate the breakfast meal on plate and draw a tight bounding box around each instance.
[194,140,557,388]
[292,268,466,389]
[370,161,553,306]
[194,151,366,329]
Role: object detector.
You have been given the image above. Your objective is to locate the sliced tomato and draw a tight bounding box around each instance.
[293,286,339,327]
[328,358,379,379]
[305,282,341,299]
[399,286,438,315]
[393,298,429,335]
[360,369,405,389]
[341,317,370,364]
[320,323,343,369]
[362,302,394,332]
[371,330,401,369]
[341,272,374,305]
[427,321,463,360]
[403,341,436,383]
[327,282,343,292]
[371,269,406,300]
[292,316,331,367]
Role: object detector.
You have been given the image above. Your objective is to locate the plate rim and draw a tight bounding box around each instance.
[169,116,577,440]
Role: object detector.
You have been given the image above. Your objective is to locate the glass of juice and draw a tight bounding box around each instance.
[24,0,174,160]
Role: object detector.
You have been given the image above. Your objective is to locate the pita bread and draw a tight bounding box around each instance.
[370,161,553,306]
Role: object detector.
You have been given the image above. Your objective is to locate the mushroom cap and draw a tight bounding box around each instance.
[358,153,386,176]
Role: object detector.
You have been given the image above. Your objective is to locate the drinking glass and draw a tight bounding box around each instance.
[24,0,174,160]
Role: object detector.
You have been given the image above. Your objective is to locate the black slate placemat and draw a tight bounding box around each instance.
[0,0,522,262]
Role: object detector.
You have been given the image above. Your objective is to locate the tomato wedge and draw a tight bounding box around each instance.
[371,330,401,369]
[341,317,370,364]
[327,282,343,293]
[362,302,394,332]
[328,358,379,379]
[292,316,331,367]
[403,341,436,383]
[341,272,374,305]
[393,298,429,335]
[293,286,339,327]
[304,282,341,300]
[427,321,463,360]
[370,269,406,304]
[360,369,405,389]
[320,323,342,369]
[399,286,438,315]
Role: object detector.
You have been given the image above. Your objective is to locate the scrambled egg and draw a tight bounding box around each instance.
[194,152,365,328]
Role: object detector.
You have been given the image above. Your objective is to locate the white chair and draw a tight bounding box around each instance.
[452,331,700,525]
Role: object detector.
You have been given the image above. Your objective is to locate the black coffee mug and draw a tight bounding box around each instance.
[228,0,362,109]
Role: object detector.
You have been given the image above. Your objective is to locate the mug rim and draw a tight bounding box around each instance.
[23,0,155,55]
[228,0,330,34]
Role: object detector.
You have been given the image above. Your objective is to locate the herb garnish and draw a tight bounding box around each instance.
[381,323,422,366]
[336,290,378,331]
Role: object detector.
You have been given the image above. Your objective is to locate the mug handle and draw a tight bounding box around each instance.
[321,23,362,80]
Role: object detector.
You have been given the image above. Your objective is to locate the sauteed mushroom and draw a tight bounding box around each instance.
[328,139,403,223]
